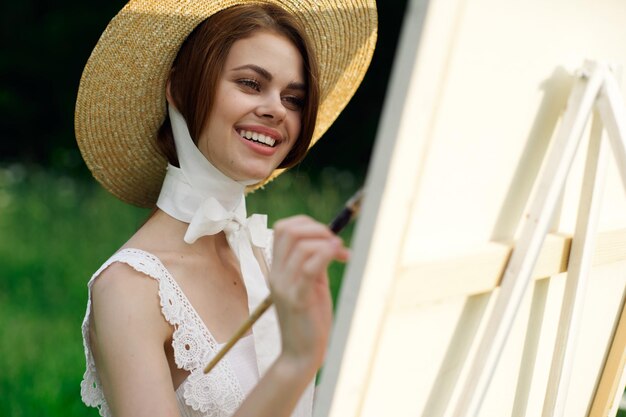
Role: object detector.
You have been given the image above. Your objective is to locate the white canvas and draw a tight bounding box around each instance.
[314,0,626,416]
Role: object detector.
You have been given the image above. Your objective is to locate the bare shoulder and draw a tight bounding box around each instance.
[92,261,158,306]
[90,261,171,341]
[88,261,180,416]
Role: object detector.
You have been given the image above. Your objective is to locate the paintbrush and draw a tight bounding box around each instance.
[203,187,364,374]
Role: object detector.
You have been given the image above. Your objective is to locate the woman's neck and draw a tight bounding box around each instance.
[126,208,232,258]
[155,104,253,244]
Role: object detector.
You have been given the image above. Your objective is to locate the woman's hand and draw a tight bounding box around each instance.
[269,215,350,375]
[218,215,350,417]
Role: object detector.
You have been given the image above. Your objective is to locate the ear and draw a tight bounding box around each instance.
[165,68,181,109]
[165,77,174,104]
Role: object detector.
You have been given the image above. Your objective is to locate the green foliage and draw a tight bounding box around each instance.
[0,165,148,416]
[0,0,127,172]
[0,165,361,416]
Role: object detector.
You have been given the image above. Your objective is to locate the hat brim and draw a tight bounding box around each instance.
[75,0,378,207]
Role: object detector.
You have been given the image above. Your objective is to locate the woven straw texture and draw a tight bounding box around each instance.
[75,0,378,207]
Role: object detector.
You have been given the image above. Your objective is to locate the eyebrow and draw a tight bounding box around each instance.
[232,64,306,91]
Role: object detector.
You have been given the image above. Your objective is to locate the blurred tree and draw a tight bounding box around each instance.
[0,0,408,178]
[0,0,127,174]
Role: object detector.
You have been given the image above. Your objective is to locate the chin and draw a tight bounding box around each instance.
[236,167,274,183]
[241,162,279,181]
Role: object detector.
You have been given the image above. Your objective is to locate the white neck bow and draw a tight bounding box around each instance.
[156,103,280,379]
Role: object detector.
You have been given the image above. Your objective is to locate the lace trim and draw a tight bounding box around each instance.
[80,248,245,416]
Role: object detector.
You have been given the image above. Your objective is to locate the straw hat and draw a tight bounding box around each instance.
[75,0,378,207]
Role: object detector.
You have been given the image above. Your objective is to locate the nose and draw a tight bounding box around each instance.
[255,91,287,123]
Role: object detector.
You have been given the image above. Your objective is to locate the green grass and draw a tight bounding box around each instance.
[0,164,360,416]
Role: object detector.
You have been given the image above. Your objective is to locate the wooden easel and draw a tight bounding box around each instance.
[312,2,626,415]
[452,60,626,417]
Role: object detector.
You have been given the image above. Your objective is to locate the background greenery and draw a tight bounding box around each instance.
[0,165,358,416]
[0,0,410,414]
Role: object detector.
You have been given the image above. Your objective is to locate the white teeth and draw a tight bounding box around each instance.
[238,129,276,147]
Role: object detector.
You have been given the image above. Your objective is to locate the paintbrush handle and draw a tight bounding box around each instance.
[203,188,364,374]
[204,296,273,373]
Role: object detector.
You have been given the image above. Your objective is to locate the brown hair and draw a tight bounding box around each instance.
[157,3,320,170]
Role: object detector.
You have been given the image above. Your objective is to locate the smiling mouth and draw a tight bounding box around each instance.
[237,129,277,148]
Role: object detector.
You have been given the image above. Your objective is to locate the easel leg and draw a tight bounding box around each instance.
[588,292,626,417]
[596,69,626,192]
[586,66,626,417]
[452,62,606,417]
[541,110,609,417]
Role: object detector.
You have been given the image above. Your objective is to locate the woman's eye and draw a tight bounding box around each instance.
[282,95,304,111]
[238,79,260,91]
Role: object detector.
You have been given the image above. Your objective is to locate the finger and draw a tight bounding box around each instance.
[298,241,342,291]
[275,234,348,284]
[297,238,343,284]
[279,238,333,283]
[334,245,351,263]
[271,237,344,307]
[272,217,336,266]
[272,216,314,266]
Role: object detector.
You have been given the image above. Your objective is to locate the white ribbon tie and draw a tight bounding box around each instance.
[156,103,280,377]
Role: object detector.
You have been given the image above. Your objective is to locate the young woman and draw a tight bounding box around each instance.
[75,2,377,417]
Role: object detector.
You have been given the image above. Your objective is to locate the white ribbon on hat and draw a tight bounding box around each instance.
[156,103,280,377]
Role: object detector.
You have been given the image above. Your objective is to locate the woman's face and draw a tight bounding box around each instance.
[198,30,305,182]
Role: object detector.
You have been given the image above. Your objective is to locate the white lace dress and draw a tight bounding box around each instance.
[80,248,314,417]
